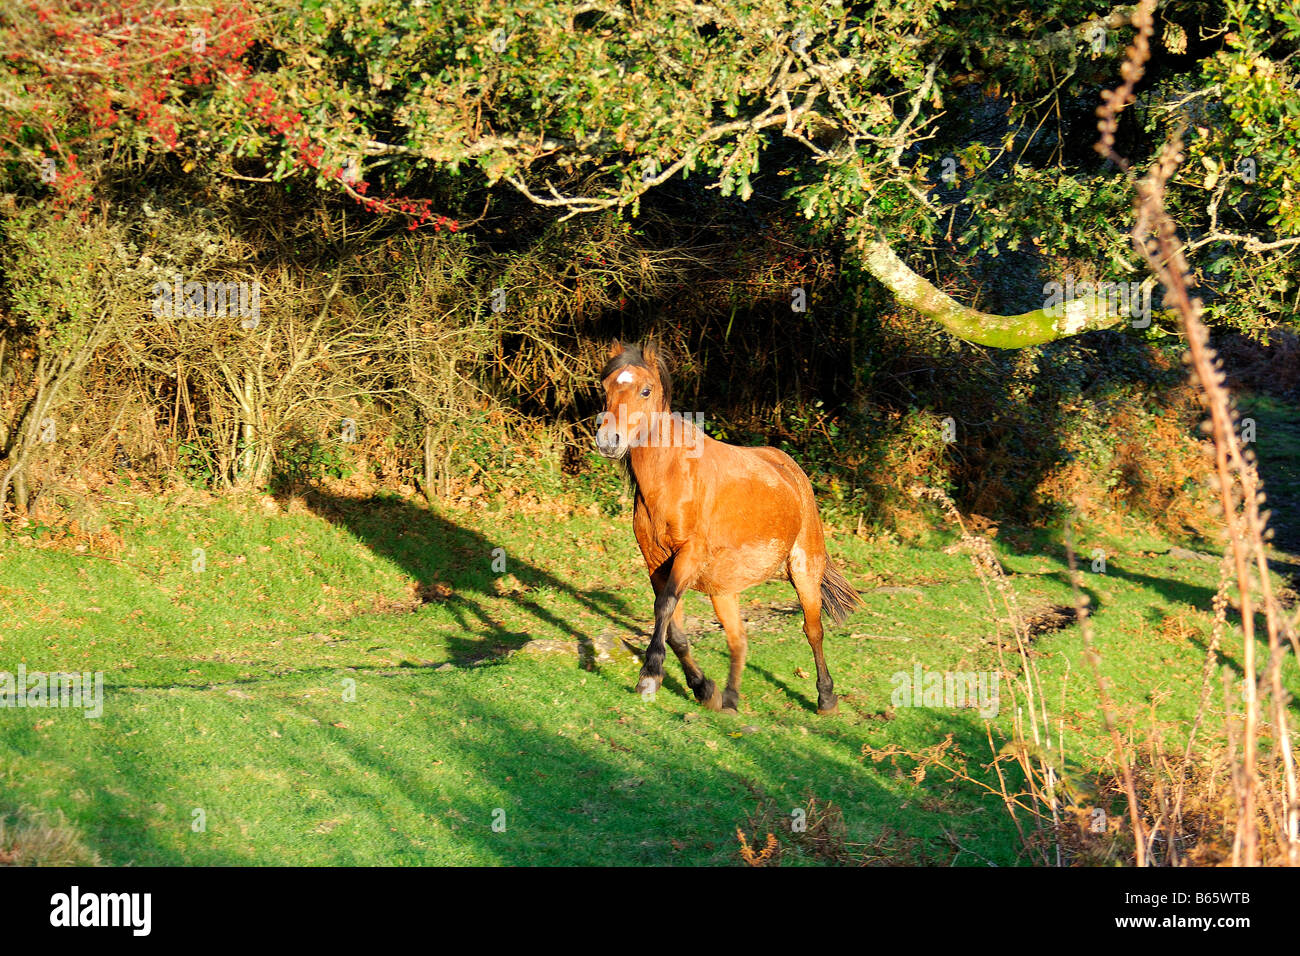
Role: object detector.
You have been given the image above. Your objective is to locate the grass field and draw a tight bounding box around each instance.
[3,469,1295,866]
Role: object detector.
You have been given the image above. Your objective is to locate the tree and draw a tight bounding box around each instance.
[0,213,140,511]
[2,0,1296,346]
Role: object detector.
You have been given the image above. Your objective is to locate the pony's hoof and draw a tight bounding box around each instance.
[694,678,721,709]
[635,677,661,699]
[720,706,739,716]
[816,701,840,717]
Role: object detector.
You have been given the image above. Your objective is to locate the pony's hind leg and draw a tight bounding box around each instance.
[665,600,721,710]
[790,551,838,716]
[710,593,748,714]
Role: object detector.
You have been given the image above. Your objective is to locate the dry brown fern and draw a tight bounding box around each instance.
[736,828,779,867]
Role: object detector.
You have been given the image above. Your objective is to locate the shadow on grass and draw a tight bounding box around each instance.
[4,668,1023,866]
[0,492,1040,866]
[293,488,645,665]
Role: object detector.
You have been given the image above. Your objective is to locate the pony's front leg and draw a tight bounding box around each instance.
[637,548,701,700]
[664,597,722,709]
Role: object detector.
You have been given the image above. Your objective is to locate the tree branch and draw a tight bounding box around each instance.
[856,234,1132,348]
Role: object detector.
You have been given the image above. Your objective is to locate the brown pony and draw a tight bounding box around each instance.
[595,341,862,715]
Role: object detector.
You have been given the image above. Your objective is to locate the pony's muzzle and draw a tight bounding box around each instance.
[595,427,627,459]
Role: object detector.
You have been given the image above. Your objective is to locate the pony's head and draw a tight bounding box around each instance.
[596,340,672,459]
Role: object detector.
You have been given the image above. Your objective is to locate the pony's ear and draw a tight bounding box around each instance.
[641,340,658,366]
[608,340,625,359]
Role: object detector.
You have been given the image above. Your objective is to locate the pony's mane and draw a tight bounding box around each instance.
[599,341,673,498]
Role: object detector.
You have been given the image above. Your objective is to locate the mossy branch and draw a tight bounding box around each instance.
[857,235,1140,349]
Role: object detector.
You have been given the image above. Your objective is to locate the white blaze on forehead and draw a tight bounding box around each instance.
[616,370,635,384]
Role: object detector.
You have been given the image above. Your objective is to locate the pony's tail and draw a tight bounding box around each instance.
[820,561,864,625]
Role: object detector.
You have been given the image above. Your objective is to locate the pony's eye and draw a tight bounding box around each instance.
[640,386,652,397]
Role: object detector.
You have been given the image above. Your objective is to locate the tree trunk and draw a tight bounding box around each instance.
[421,421,436,503]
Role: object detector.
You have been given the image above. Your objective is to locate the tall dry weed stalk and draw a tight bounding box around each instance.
[907,486,1062,862]
[1097,0,1298,867]
[896,2,1298,865]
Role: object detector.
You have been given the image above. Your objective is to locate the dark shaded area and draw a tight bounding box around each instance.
[84,75,1207,537]
[289,487,645,665]
[0,674,1022,865]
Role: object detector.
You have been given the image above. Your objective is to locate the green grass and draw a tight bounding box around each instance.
[0,484,1295,865]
